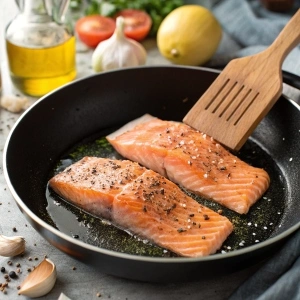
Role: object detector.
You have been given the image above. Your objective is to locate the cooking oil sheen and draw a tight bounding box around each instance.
[6,36,76,97]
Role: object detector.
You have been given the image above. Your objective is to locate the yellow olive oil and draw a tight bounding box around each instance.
[6,36,76,97]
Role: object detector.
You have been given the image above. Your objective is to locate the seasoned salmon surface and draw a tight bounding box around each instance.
[107,115,270,214]
[49,157,233,257]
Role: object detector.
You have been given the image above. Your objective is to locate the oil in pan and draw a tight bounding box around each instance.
[46,130,285,257]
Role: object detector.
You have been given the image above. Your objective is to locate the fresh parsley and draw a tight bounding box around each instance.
[72,0,183,36]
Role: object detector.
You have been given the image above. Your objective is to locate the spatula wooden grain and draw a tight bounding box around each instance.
[183,9,300,151]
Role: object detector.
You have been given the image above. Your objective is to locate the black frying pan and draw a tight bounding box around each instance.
[3,66,300,282]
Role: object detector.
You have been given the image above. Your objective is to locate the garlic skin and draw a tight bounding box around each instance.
[19,258,57,298]
[0,235,25,257]
[92,16,147,72]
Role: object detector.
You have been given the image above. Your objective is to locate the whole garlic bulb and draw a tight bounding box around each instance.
[92,16,147,72]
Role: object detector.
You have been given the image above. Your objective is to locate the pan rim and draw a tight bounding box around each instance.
[3,65,300,264]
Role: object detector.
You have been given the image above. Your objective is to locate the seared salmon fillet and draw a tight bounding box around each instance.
[107,115,270,214]
[49,157,233,257]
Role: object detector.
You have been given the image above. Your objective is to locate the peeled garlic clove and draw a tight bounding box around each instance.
[0,234,25,257]
[92,16,147,72]
[19,258,57,298]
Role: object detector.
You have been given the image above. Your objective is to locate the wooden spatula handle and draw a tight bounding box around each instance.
[268,9,300,65]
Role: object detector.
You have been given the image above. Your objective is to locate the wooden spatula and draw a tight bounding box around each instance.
[183,9,300,151]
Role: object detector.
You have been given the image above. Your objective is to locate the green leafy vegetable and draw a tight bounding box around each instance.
[82,0,184,36]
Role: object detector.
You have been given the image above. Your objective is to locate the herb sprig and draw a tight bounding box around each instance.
[74,0,184,36]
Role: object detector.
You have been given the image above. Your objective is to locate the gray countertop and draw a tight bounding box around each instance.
[0,2,292,300]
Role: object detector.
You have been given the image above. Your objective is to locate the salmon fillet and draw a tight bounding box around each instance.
[49,157,233,257]
[107,115,270,214]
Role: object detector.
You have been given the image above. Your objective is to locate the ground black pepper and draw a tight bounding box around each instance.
[0,267,5,273]
[203,214,210,220]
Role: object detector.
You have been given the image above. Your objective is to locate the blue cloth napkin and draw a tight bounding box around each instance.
[190,0,300,77]
[229,228,300,300]
[187,1,300,299]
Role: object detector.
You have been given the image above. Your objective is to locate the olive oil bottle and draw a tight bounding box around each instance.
[6,37,76,97]
[5,0,76,97]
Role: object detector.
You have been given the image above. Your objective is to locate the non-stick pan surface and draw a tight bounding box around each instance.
[3,66,300,282]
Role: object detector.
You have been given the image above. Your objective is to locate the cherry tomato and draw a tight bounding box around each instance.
[114,9,152,41]
[75,15,116,48]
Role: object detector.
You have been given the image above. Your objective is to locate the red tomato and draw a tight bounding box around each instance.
[75,15,116,48]
[114,9,152,41]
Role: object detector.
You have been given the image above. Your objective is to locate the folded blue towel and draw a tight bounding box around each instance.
[192,0,300,77]
[229,228,300,300]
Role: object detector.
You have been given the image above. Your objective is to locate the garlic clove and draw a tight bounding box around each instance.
[0,234,25,257]
[18,258,57,298]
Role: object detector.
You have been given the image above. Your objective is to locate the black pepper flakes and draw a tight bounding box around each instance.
[177,228,186,233]
[203,214,210,220]
[0,267,5,273]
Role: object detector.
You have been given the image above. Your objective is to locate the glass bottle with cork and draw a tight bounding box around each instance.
[5,0,76,97]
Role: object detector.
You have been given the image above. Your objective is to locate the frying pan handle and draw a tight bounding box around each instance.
[282,70,300,90]
[282,71,300,105]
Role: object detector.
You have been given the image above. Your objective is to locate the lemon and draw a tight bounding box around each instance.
[157,5,222,66]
